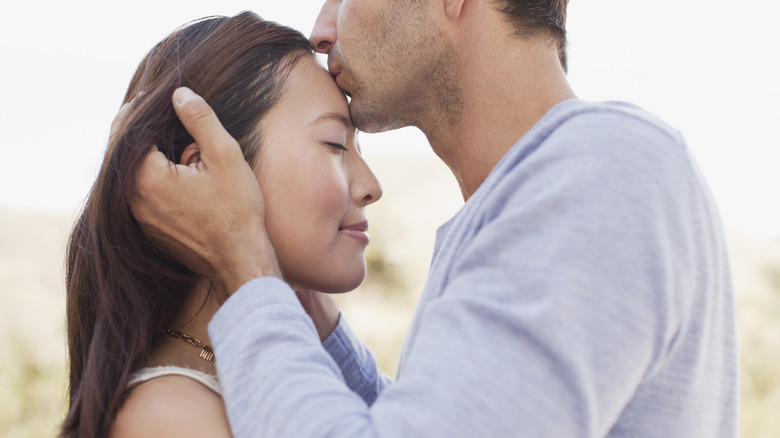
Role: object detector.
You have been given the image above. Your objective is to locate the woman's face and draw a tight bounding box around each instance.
[254,55,382,293]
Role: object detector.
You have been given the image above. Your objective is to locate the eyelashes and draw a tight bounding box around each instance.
[324,142,348,152]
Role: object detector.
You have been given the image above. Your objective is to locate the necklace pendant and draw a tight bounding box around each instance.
[200,346,215,365]
[163,329,216,366]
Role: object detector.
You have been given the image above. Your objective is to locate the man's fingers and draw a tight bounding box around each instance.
[134,146,176,199]
[109,101,134,144]
[110,92,145,143]
[172,87,242,168]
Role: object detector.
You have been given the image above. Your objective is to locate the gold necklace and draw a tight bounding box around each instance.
[162,329,216,367]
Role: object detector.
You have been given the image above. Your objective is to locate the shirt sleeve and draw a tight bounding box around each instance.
[208,112,719,437]
[322,313,392,405]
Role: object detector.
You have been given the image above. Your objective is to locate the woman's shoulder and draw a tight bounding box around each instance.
[128,365,221,394]
[111,367,231,437]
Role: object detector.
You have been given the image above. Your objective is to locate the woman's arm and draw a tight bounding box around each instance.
[295,289,392,404]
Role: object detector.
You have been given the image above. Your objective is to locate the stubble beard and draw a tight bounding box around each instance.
[345,36,463,137]
[347,87,411,134]
[334,1,463,135]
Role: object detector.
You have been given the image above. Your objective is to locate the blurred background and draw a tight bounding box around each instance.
[1,0,778,436]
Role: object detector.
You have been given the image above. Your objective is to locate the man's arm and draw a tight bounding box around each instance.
[129,92,732,435]
[207,112,725,436]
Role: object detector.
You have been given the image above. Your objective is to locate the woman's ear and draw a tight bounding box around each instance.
[179,143,201,166]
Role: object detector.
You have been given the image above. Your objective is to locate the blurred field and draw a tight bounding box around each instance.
[1,155,778,437]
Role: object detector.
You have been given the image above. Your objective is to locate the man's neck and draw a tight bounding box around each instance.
[420,5,576,200]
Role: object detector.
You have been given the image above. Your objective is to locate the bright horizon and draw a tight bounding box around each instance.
[1,0,778,239]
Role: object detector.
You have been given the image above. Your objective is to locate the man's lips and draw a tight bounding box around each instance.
[327,60,351,96]
[327,61,342,78]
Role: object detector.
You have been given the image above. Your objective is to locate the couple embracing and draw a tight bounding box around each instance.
[62,1,737,437]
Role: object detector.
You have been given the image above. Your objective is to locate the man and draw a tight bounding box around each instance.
[132,0,738,436]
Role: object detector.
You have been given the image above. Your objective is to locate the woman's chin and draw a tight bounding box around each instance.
[286,271,365,294]
[312,277,365,294]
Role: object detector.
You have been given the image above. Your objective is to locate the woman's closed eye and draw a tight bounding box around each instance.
[324,141,347,152]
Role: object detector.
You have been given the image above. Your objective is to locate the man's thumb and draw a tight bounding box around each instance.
[172,87,242,168]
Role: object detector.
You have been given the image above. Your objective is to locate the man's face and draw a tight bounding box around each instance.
[310,0,452,133]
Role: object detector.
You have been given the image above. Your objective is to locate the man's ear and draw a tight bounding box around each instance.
[444,0,466,19]
[180,142,201,166]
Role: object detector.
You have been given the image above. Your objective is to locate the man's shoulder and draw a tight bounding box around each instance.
[492,100,688,181]
[478,100,699,213]
[539,100,684,150]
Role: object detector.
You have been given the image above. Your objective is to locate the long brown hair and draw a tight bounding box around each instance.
[61,12,311,437]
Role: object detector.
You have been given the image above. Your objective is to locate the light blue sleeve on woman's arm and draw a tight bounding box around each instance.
[322,314,392,405]
[210,279,381,437]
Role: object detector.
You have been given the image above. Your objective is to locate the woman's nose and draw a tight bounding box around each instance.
[354,159,383,207]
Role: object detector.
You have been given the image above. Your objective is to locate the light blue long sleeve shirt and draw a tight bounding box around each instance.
[209,100,738,437]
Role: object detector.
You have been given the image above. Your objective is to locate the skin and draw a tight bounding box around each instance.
[112,55,380,436]
[112,373,231,438]
[312,0,463,135]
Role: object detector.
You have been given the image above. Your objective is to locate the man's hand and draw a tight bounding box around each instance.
[130,87,282,294]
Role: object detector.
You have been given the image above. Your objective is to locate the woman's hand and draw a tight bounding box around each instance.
[130,87,282,294]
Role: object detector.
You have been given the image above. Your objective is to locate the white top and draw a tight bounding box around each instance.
[127,366,221,395]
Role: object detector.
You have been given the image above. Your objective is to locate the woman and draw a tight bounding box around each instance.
[61,12,381,437]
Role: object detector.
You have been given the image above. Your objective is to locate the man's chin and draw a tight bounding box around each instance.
[348,100,409,134]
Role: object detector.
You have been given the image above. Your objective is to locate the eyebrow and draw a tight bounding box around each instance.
[307,112,352,129]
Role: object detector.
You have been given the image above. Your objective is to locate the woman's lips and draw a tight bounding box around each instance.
[339,221,369,244]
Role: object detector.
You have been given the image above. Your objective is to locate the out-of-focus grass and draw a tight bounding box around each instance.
[0,207,72,438]
[732,241,780,438]
[0,333,66,438]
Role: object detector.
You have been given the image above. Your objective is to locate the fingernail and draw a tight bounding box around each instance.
[173,87,197,105]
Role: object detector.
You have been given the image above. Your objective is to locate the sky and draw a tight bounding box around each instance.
[1,0,778,239]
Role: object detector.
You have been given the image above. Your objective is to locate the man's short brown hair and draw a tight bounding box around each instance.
[496,0,569,72]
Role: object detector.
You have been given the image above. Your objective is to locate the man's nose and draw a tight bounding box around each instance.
[310,0,339,54]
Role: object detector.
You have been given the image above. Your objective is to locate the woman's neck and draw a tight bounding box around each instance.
[145,279,222,376]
